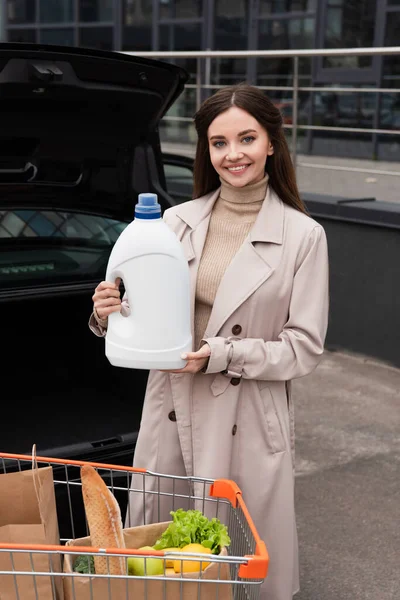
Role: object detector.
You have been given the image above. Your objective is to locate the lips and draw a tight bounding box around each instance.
[225,164,251,173]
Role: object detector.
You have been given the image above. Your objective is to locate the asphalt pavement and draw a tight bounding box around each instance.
[293,349,400,600]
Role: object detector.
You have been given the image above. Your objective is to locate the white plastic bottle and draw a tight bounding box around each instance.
[105,193,192,370]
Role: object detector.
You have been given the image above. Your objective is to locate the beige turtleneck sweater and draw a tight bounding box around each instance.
[194,174,268,350]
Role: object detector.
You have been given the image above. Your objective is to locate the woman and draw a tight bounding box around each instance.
[89,83,329,600]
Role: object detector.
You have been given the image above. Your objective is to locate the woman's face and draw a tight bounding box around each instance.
[207,106,273,188]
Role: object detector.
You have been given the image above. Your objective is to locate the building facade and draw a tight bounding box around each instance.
[2,0,399,160]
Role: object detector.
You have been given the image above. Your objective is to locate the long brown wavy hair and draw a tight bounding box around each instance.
[192,83,307,213]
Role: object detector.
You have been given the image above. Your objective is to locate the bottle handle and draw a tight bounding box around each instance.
[104,269,124,324]
[105,268,122,288]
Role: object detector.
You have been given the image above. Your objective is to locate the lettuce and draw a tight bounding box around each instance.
[73,554,95,574]
[153,509,231,555]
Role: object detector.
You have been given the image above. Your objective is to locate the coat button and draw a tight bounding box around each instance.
[230,377,241,386]
[232,424,237,435]
[168,411,177,422]
[232,324,242,336]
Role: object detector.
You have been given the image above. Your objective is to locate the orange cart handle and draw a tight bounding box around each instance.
[0,451,147,473]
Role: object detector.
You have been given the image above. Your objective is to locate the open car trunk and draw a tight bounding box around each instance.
[0,43,188,469]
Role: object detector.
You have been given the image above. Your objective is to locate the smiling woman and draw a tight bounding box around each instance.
[90,83,329,600]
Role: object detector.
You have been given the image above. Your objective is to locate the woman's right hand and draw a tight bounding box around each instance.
[92,278,122,321]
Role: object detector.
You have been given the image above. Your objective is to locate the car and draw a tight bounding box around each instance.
[0,42,190,479]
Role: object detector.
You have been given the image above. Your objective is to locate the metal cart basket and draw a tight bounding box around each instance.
[0,452,269,600]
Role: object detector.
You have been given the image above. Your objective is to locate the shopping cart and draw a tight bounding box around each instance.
[0,452,269,600]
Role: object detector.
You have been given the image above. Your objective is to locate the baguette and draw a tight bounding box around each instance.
[80,464,126,575]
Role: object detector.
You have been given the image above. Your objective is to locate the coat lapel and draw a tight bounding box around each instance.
[203,186,285,339]
[173,186,285,342]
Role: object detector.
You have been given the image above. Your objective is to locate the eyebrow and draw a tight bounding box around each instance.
[209,129,257,141]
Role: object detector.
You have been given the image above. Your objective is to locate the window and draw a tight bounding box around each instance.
[79,0,113,22]
[160,22,201,52]
[0,210,127,290]
[215,0,248,50]
[323,0,377,69]
[160,0,203,19]
[158,22,199,144]
[213,0,249,85]
[124,0,152,25]
[8,29,37,42]
[164,163,193,203]
[40,29,75,46]
[39,0,74,23]
[174,0,203,18]
[259,0,316,14]
[123,0,152,50]
[257,19,314,89]
[79,27,113,50]
[6,0,35,24]
[383,12,400,87]
[159,22,201,81]
[259,17,314,50]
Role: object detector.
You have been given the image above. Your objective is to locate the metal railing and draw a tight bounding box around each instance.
[122,47,400,178]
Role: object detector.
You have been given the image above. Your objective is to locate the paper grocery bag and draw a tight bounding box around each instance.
[63,521,232,600]
[0,460,63,600]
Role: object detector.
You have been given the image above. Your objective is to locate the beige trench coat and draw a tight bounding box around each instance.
[90,186,329,600]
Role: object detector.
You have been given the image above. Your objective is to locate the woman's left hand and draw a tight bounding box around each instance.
[162,344,211,374]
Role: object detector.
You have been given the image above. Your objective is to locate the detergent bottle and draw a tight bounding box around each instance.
[105,193,192,370]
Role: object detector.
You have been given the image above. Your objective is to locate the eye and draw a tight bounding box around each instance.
[242,136,255,144]
[212,140,225,148]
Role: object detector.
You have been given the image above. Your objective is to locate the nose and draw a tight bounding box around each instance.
[226,145,244,161]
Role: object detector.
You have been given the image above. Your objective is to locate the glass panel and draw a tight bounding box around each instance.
[257,19,314,88]
[380,93,400,130]
[159,0,172,19]
[124,0,152,24]
[311,129,373,159]
[79,0,113,22]
[380,14,400,159]
[323,0,377,68]
[6,0,35,24]
[79,26,113,49]
[123,0,152,50]
[159,23,201,81]
[388,0,400,4]
[259,0,316,14]
[215,0,248,50]
[8,29,36,42]
[40,28,75,45]
[211,58,247,86]
[160,22,201,50]
[166,86,196,118]
[175,0,203,18]
[214,0,248,85]
[382,13,400,88]
[308,88,376,129]
[39,0,74,23]
[0,210,127,289]
[159,0,203,18]
[159,119,197,146]
[164,163,194,204]
[161,87,197,145]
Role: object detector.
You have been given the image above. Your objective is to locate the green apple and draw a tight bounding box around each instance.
[127,546,164,576]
